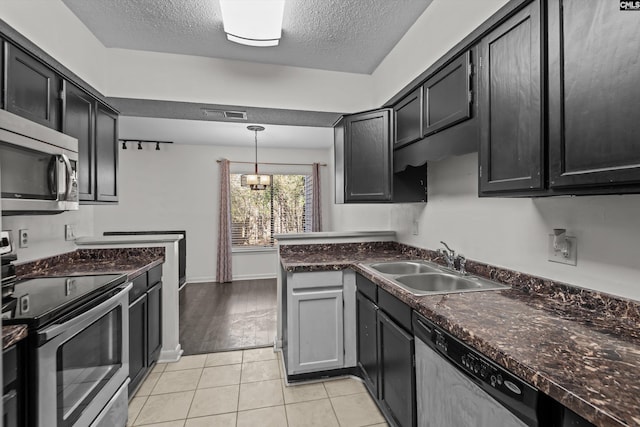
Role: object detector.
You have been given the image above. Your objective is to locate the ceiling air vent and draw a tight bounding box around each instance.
[223,110,247,120]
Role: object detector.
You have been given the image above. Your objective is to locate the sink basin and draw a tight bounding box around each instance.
[394,273,509,295]
[369,261,442,275]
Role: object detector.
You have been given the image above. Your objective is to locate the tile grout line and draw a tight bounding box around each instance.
[324,382,343,427]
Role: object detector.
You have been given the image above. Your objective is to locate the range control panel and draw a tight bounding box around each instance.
[433,328,526,401]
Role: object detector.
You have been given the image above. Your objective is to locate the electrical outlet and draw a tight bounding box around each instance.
[65,224,75,241]
[548,234,577,266]
[19,229,29,248]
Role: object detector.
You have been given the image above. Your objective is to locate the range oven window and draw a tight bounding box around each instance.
[56,306,122,426]
[0,143,57,200]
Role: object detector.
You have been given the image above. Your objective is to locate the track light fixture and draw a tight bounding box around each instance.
[119,139,174,152]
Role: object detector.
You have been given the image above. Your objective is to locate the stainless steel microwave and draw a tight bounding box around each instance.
[0,109,79,214]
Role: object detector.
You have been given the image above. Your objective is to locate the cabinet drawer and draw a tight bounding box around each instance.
[378,288,412,332]
[290,271,343,290]
[148,264,162,288]
[129,272,147,303]
[356,274,378,303]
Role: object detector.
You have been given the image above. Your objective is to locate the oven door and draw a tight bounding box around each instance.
[36,283,131,427]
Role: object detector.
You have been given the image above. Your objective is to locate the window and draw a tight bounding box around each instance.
[231,174,314,248]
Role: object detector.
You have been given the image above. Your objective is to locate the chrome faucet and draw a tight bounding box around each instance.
[438,241,467,274]
[438,241,456,270]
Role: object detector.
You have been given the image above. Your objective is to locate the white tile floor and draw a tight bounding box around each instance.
[128,348,388,427]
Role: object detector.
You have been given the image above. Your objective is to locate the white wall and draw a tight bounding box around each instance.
[389,154,640,301]
[92,141,333,282]
[2,207,94,262]
[0,0,107,92]
[372,0,509,106]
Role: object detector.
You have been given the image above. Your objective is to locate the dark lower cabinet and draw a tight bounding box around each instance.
[129,293,148,393]
[128,265,163,394]
[356,291,379,396]
[3,345,20,427]
[548,0,640,189]
[478,0,543,195]
[378,311,415,427]
[147,281,163,364]
[4,43,61,130]
[356,274,415,427]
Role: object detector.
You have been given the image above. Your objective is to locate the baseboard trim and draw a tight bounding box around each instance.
[159,345,183,363]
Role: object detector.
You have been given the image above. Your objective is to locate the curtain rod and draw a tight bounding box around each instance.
[217,160,327,167]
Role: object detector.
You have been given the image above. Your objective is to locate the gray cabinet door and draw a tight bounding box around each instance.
[289,288,344,374]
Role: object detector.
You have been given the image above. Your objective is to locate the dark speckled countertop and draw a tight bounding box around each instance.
[2,247,164,348]
[280,242,640,427]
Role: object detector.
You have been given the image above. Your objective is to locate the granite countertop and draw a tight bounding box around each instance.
[280,243,640,427]
[75,234,183,245]
[16,247,165,281]
[2,324,28,349]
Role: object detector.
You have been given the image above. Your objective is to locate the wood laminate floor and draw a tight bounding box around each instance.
[179,279,277,355]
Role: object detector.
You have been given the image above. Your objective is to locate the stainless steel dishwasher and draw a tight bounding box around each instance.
[413,312,541,427]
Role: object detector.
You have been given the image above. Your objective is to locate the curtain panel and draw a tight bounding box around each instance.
[216,159,233,283]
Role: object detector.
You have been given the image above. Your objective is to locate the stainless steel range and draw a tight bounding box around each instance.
[1,237,131,427]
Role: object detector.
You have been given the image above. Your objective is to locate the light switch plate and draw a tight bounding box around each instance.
[412,221,419,236]
[65,224,75,241]
[548,235,577,266]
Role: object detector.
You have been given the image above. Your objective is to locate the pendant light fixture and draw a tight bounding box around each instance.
[242,125,271,190]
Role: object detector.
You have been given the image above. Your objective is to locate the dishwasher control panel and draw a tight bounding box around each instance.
[433,328,527,402]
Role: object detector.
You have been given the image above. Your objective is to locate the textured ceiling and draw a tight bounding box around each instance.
[61,0,432,74]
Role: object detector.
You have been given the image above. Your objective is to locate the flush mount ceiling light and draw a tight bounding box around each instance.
[242,125,272,190]
[219,0,285,47]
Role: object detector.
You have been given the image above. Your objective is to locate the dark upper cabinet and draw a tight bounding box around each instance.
[394,88,422,149]
[548,0,640,189]
[5,43,61,130]
[478,0,543,195]
[95,103,119,202]
[63,82,95,201]
[344,109,392,202]
[62,84,119,203]
[356,291,379,397]
[423,51,472,137]
[335,110,427,204]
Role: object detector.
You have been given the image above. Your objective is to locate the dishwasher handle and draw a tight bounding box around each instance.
[412,311,434,344]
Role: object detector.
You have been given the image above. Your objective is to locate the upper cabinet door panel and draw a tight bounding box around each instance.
[345,109,392,202]
[479,1,543,194]
[548,0,640,188]
[394,87,422,149]
[63,82,95,201]
[95,104,119,202]
[423,51,472,137]
[5,44,60,130]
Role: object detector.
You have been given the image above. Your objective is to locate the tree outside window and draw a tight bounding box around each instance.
[231,174,313,247]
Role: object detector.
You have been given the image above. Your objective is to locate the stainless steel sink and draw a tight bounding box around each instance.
[394,273,509,295]
[365,260,509,296]
[369,261,442,275]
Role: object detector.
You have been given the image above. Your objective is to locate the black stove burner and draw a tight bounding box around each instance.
[2,274,127,329]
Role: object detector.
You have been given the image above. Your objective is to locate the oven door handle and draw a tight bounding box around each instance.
[38,282,132,342]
